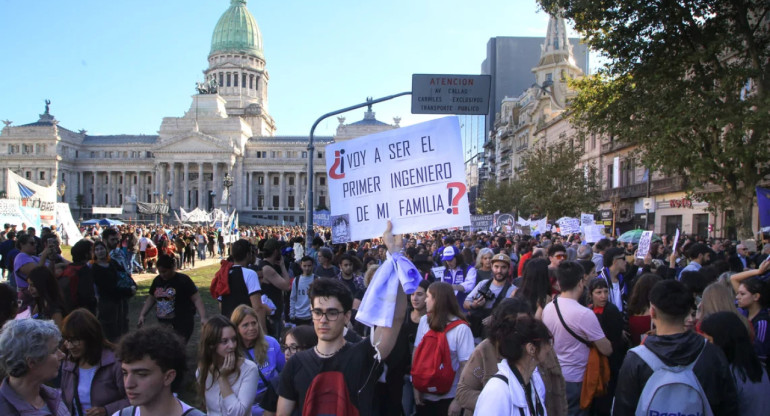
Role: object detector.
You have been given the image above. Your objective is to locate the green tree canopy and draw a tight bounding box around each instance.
[539,0,770,238]
[478,141,599,218]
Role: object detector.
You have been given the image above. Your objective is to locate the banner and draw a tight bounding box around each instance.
[529,217,548,236]
[0,198,40,230]
[314,210,331,227]
[136,202,169,214]
[55,203,82,245]
[92,206,123,215]
[757,187,770,228]
[325,116,470,242]
[496,213,515,233]
[180,207,211,223]
[558,217,581,235]
[5,170,56,226]
[470,214,494,232]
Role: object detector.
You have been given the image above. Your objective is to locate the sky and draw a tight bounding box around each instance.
[0,0,582,143]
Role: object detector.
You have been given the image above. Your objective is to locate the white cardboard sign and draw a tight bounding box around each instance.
[580,213,595,227]
[636,231,654,259]
[325,117,470,242]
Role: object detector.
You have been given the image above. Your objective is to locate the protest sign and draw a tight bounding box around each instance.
[496,213,515,233]
[470,214,494,232]
[584,224,604,243]
[580,213,595,227]
[5,170,56,226]
[558,217,581,235]
[314,210,331,227]
[55,203,82,246]
[636,231,654,259]
[326,117,470,242]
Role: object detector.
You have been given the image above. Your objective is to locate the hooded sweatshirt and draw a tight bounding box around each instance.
[612,331,738,415]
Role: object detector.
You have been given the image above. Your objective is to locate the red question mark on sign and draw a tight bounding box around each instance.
[446,182,466,215]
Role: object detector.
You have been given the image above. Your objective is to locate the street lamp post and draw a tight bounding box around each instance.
[223,173,233,254]
[167,190,173,224]
[153,191,159,224]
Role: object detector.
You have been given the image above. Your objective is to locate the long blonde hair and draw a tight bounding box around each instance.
[698,283,753,336]
[230,305,268,365]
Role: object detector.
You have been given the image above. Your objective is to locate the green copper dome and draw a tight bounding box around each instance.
[210,0,263,59]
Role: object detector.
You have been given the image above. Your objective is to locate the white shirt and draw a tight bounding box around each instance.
[78,366,98,410]
[474,359,547,416]
[414,315,474,401]
[199,359,260,416]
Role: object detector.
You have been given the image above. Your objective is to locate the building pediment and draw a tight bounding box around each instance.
[153,132,240,155]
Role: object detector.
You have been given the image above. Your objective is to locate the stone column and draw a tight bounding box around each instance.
[78,172,84,195]
[263,171,270,210]
[158,164,165,200]
[279,172,285,211]
[182,163,189,210]
[167,163,174,208]
[198,163,205,209]
[212,162,219,208]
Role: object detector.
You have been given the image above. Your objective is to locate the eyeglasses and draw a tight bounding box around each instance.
[554,254,566,259]
[63,338,82,347]
[280,344,300,353]
[311,308,343,321]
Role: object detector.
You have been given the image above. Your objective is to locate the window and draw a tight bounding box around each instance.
[219,73,224,87]
[319,177,325,186]
[606,164,614,190]
[147,176,152,185]
[694,214,709,239]
[133,176,138,184]
[288,195,295,207]
[664,215,682,238]
[273,176,279,186]
[591,134,596,150]
[226,73,231,87]
[119,176,123,185]
[258,195,264,208]
[25,172,31,180]
[317,152,323,159]
[234,73,238,87]
[256,151,262,158]
[39,171,45,180]
[242,73,246,87]
[621,159,635,187]
[272,195,279,208]
[258,176,264,185]
[249,75,254,89]
[105,176,109,184]
[545,73,553,82]
[75,150,79,158]
[288,176,295,186]
[318,196,326,207]
[302,151,308,158]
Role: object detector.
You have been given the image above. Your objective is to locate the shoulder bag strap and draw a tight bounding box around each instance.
[553,296,590,346]
[492,282,512,309]
[72,366,85,416]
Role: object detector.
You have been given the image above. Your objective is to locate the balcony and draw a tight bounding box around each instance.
[600,140,634,155]
[516,143,528,153]
[600,176,687,201]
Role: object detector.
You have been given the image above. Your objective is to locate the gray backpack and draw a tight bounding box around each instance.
[631,339,714,416]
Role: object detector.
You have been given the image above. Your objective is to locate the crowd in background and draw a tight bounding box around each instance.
[0,220,769,415]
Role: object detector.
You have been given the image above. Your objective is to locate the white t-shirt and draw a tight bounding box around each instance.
[542,296,606,382]
[414,315,474,401]
[466,279,516,309]
[216,265,261,301]
[111,399,196,416]
[138,237,155,251]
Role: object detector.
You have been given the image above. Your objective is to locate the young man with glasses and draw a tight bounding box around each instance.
[277,223,408,416]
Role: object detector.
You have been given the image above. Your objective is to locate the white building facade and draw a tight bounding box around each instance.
[0,0,396,225]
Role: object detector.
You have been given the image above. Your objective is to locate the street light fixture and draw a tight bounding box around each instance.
[57,181,66,202]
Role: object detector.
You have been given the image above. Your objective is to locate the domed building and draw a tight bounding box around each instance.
[0,0,396,225]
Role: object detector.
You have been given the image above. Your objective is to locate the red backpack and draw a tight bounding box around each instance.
[411,319,468,394]
[298,352,360,416]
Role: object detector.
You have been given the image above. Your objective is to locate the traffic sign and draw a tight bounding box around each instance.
[411,74,491,115]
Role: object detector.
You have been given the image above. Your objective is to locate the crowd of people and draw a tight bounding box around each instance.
[0,219,769,415]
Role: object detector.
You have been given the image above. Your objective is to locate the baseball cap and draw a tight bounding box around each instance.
[441,246,458,262]
[490,253,511,266]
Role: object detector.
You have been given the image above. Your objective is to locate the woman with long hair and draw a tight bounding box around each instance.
[197,315,259,416]
[697,282,753,337]
[474,248,494,283]
[413,281,474,416]
[515,258,552,319]
[230,305,284,416]
[700,312,770,415]
[27,266,66,328]
[60,308,129,416]
[626,273,662,346]
[474,315,552,415]
[91,240,132,342]
[734,277,770,366]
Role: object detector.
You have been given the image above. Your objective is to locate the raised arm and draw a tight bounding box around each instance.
[371,221,408,361]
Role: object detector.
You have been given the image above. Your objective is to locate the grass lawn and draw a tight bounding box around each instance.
[128,263,221,406]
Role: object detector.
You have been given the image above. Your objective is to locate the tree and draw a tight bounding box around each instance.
[517,141,600,219]
[476,180,527,214]
[540,0,770,238]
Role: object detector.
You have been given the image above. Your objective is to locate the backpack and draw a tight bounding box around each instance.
[298,351,360,416]
[631,339,714,416]
[411,319,468,394]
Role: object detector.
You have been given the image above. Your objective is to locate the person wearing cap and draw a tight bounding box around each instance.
[439,245,477,311]
[464,253,516,340]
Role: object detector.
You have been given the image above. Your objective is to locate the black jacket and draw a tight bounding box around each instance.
[612,331,738,415]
